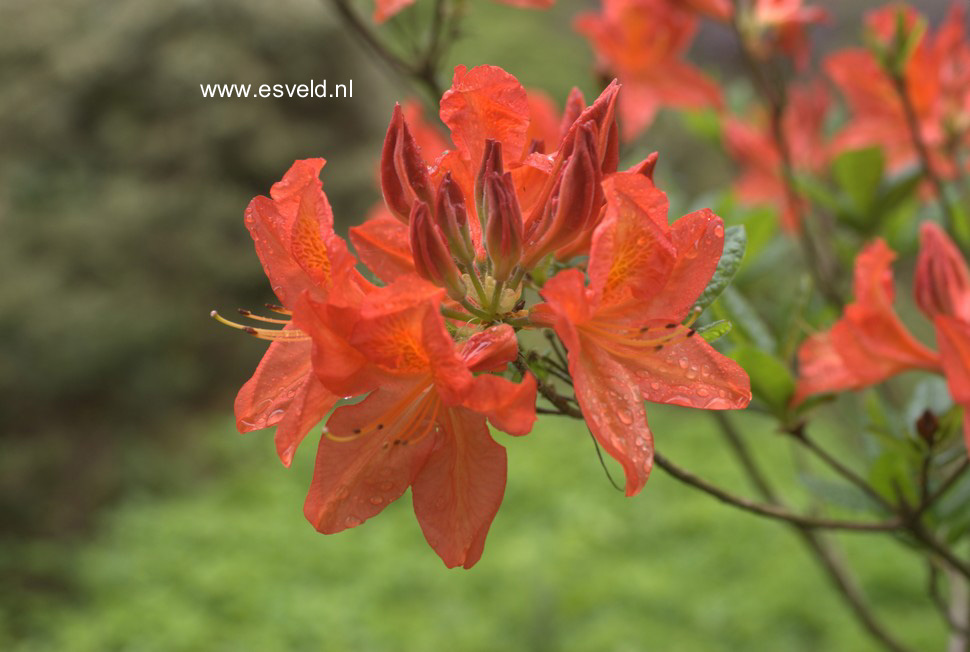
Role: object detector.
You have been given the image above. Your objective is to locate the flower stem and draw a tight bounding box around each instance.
[889,70,960,236]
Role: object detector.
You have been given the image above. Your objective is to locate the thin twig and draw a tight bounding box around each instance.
[712,412,912,652]
[914,458,970,520]
[787,424,896,512]
[890,71,958,233]
[326,0,444,100]
[928,560,970,636]
[728,2,844,307]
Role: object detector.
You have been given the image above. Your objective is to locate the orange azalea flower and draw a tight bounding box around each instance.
[793,239,940,405]
[575,0,723,140]
[374,0,553,24]
[225,159,361,467]
[533,172,751,495]
[916,222,970,445]
[296,277,536,568]
[222,64,752,567]
[725,81,830,230]
[685,0,827,66]
[826,3,970,174]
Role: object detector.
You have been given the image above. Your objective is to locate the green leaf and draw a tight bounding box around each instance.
[719,286,777,353]
[731,345,794,417]
[833,147,885,214]
[693,225,746,314]
[696,319,732,343]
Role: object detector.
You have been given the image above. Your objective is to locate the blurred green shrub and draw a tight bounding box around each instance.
[0,0,391,536]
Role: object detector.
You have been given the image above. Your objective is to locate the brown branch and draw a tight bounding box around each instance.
[889,70,958,233]
[712,412,913,652]
[652,450,902,532]
[728,3,844,307]
[327,0,444,101]
[786,424,896,513]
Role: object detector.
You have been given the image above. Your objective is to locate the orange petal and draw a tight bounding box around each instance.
[640,209,725,322]
[304,379,437,534]
[462,373,537,436]
[269,158,327,223]
[627,325,751,409]
[440,65,530,167]
[460,324,521,372]
[349,206,416,283]
[525,90,562,153]
[935,316,970,405]
[538,268,594,332]
[792,332,861,405]
[587,173,676,312]
[349,277,444,375]
[411,407,508,568]
[571,337,654,497]
[374,0,415,23]
[273,374,339,467]
[234,336,312,432]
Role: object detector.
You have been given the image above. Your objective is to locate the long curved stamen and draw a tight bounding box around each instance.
[582,313,702,357]
[237,308,290,324]
[265,303,292,316]
[324,380,435,443]
[210,310,309,341]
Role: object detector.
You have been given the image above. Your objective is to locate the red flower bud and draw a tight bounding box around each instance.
[475,139,504,223]
[522,122,602,268]
[561,80,620,174]
[559,87,586,141]
[380,104,433,223]
[484,171,523,282]
[628,151,659,182]
[915,222,970,322]
[409,201,466,302]
[434,172,474,265]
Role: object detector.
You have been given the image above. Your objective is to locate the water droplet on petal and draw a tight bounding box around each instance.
[369,496,383,506]
[617,409,633,425]
[678,357,689,369]
[714,224,724,237]
[344,515,361,527]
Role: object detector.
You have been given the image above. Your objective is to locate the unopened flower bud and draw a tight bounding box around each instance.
[561,80,620,174]
[628,151,659,182]
[915,222,970,322]
[380,104,433,223]
[434,172,474,265]
[559,87,586,140]
[484,171,523,282]
[522,122,601,268]
[409,201,466,302]
[475,139,504,224]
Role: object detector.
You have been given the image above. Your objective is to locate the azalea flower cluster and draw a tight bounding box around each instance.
[576,1,970,233]
[794,222,970,442]
[218,65,751,568]
[575,0,827,141]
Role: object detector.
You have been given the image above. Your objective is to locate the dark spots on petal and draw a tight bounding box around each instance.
[654,345,663,352]
[687,329,696,338]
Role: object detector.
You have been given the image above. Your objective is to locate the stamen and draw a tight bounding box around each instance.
[265,303,292,316]
[324,381,435,443]
[237,308,290,324]
[210,310,308,341]
[581,320,696,358]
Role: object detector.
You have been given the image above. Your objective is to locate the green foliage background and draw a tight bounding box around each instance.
[0,0,954,649]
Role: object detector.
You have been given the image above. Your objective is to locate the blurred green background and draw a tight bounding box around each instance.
[0,0,954,649]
